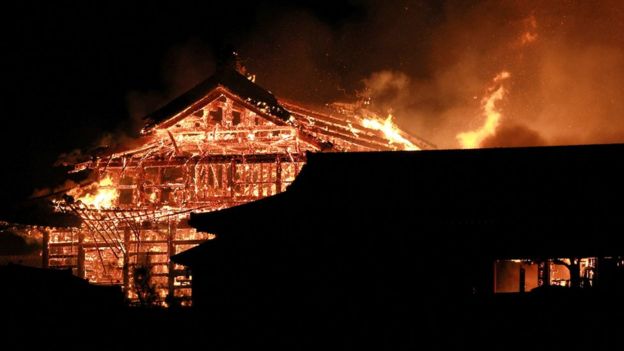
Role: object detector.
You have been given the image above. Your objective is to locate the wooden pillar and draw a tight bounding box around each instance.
[77,231,85,279]
[138,165,145,205]
[123,227,130,298]
[157,167,163,204]
[167,219,177,304]
[41,228,49,269]
[229,160,236,197]
[275,157,282,193]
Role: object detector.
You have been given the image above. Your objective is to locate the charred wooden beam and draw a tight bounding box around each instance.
[123,227,130,298]
[42,228,49,269]
[77,232,85,279]
[167,220,176,304]
[92,153,307,169]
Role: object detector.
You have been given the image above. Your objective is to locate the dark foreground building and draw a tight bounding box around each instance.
[173,144,624,349]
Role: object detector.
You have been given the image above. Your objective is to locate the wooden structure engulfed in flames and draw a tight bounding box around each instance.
[47,68,432,305]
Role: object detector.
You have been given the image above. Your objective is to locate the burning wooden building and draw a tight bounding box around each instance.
[44,67,432,305]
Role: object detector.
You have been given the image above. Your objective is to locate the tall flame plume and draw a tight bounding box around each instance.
[457,71,511,148]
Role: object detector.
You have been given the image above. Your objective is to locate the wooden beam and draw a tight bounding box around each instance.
[167,219,177,304]
[77,231,85,279]
[92,153,307,169]
[41,228,49,269]
[123,227,130,299]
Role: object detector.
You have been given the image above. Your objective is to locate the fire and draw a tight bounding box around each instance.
[456,16,537,149]
[457,71,511,148]
[519,31,538,46]
[69,175,118,209]
[361,114,420,151]
[46,73,430,307]
[518,15,538,46]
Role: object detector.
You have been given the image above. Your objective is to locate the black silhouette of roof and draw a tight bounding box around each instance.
[174,143,624,265]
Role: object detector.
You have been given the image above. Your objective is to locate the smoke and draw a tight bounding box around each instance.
[95,1,624,150]
[90,39,217,155]
[31,179,81,199]
[0,229,42,256]
[54,149,88,167]
[362,71,411,113]
[44,40,218,200]
[481,124,547,148]
[238,10,343,104]
[230,1,624,149]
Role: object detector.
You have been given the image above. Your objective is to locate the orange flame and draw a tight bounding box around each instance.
[518,15,538,46]
[457,71,511,148]
[519,31,538,46]
[361,114,420,150]
[69,175,118,209]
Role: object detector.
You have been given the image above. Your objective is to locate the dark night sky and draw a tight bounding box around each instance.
[2,1,624,214]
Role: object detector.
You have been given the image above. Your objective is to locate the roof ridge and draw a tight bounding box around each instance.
[143,67,290,131]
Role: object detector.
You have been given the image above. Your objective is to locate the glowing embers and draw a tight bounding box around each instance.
[68,175,119,209]
[360,114,420,150]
